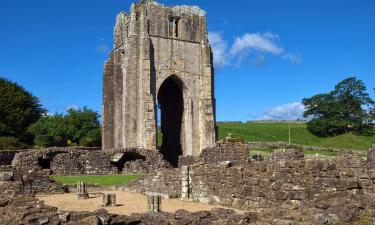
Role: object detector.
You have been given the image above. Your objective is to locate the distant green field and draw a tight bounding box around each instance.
[51,174,143,186]
[217,122,375,150]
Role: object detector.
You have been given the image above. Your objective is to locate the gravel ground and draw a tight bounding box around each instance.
[37,191,242,215]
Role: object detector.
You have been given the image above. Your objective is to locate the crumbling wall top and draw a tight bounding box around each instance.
[137,0,206,16]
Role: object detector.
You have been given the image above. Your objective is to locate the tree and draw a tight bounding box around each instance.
[28,107,101,147]
[27,114,70,146]
[303,77,375,137]
[0,77,45,142]
[65,107,100,144]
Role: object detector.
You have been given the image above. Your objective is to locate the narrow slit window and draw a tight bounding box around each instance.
[174,18,179,37]
[168,17,179,38]
[168,18,174,37]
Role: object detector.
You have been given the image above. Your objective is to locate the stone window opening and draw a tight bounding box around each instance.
[168,17,179,38]
[38,157,52,169]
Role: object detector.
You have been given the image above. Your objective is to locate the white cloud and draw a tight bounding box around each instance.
[208,32,228,68]
[208,31,302,66]
[282,52,302,64]
[260,102,305,120]
[230,32,283,56]
[96,43,110,54]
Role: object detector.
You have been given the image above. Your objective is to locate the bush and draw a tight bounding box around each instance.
[28,107,101,147]
[0,136,27,150]
[35,135,55,147]
[79,128,101,147]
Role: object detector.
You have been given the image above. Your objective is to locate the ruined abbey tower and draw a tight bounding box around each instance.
[102,0,216,166]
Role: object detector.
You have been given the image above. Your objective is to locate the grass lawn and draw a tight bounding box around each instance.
[217,122,375,150]
[250,148,339,160]
[51,174,143,186]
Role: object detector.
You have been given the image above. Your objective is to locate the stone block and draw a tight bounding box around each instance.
[0,172,13,181]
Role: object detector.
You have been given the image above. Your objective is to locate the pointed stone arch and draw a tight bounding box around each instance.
[102,1,217,165]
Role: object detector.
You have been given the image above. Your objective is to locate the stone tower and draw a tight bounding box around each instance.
[102,0,216,166]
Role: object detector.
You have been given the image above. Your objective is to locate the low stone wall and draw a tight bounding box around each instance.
[11,147,170,176]
[179,141,250,167]
[125,169,181,198]
[126,146,375,224]
[201,141,249,165]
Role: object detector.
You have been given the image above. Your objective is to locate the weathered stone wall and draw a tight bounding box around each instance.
[102,0,216,159]
[200,141,249,165]
[0,150,20,165]
[125,168,181,198]
[10,147,170,176]
[125,145,375,224]
[368,145,375,169]
[189,151,373,205]
[179,141,249,167]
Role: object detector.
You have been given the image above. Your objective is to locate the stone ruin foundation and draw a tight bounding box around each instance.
[102,193,117,207]
[0,0,375,223]
[147,194,161,212]
[124,142,375,224]
[75,181,89,199]
[0,143,375,224]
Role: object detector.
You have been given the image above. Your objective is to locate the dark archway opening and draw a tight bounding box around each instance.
[38,157,52,169]
[110,152,146,173]
[157,76,184,167]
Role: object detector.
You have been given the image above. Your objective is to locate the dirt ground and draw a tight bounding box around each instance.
[37,191,242,215]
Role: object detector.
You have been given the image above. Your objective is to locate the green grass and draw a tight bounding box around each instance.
[249,148,338,160]
[217,122,375,150]
[51,174,143,186]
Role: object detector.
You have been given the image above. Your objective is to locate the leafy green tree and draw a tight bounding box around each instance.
[27,114,70,146]
[65,107,100,144]
[79,128,101,147]
[0,77,45,142]
[28,107,101,147]
[303,77,375,137]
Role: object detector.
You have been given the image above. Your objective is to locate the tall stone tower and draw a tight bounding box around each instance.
[102,0,216,166]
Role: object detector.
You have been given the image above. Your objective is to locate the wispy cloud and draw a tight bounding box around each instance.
[208,32,228,68]
[259,102,305,120]
[282,52,302,64]
[96,43,110,54]
[230,32,283,56]
[209,31,301,67]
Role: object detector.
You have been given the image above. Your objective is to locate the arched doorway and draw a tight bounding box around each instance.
[157,75,184,167]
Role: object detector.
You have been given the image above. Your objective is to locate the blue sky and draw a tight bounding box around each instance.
[1,0,374,122]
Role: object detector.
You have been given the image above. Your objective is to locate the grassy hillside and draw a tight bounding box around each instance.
[217,122,375,150]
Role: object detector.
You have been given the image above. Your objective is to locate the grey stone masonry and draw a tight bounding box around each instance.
[102,0,216,158]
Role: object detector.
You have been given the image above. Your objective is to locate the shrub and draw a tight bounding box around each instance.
[28,107,101,147]
[35,135,55,147]
[79,128,101,147]
[0,136,27,150]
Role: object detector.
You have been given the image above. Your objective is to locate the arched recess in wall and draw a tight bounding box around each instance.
[157,75,184,167]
